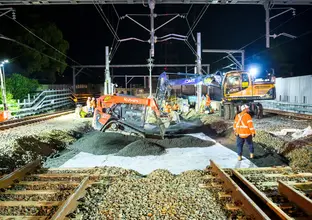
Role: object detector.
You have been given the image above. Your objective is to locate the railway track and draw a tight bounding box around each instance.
[264,109,312,120]
[200,160,312,219]
[0,160,103,219]
[1,160,311,219]
[0,110,74,131]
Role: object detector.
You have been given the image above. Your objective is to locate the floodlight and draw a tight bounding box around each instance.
[249,67,259,76]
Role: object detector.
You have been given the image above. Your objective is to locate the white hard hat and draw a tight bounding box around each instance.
[241,104,249,111]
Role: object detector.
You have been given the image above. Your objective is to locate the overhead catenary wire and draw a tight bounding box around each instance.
[186,4,210,39]
[0,34,93,78]
[210,6,312,67]
[185,5,196,43]
[93,0,122,61]
[93,0,119,41]
[6,15,84,67]
[110,4,121,60]
[244,29,312,62]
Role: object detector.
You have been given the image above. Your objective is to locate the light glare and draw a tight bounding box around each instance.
[249,67,258,76]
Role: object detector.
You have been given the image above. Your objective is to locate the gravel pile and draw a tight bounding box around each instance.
[69,132,139,155]
[116,139,165,157]
[253,130,286,152]
[201,115,225,125]
[71,169,227,220]
[254,115,310,131]
[54,132,216,159]
[0,114,92,171]
[287,146,312,172]
[149,135,215,148]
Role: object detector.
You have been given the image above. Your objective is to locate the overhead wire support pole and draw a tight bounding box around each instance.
[104,46,111,95]
[147,55,154,97]
[265,0,271,48]
[149,0,155,58]
[264,0,296,48]
[72,68,84,94]
[196,32,202,113]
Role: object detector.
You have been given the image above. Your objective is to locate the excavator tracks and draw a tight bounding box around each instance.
[200,160,312,219]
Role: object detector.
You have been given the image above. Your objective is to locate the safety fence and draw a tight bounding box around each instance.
[0,89,75,118]
[261,100,312,115]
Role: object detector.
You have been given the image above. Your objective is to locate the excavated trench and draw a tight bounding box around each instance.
[0,123,92,173]
[2,113,311,173]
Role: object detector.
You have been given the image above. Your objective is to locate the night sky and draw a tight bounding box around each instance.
[1,3,312,86]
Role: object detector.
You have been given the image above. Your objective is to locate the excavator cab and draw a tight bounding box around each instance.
[93,95,167,138]
[222,71,275,101]
[224,72,251,96]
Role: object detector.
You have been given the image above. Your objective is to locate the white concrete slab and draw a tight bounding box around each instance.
[60,132,257,174]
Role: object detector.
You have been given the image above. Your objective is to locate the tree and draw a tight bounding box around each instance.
[0,93,19,111]
[6,73,40,100]
[16,23,69,83]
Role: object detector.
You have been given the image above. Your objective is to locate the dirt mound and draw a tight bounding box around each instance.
[287,146,312,172]
[253,130,285,152]
[281,135,312,156]
[70,132,140,155]
[150,135,215,148]
[116,140,165,157]
[0,130,81,171]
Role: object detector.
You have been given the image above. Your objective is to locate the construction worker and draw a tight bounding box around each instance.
[233,104,256,161]
[164,102,172,113]
[205,94,211,107]
[172,103,179,111]
[90,97,96,114]
[86,97,91,113]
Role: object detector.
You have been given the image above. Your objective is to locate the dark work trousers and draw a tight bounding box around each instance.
[236,135,254,156]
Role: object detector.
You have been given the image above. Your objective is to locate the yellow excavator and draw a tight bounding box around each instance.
[219,70,275,119]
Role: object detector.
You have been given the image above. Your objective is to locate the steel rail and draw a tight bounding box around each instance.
[0,159,41,190]
[278,180,312,216]
[264,109,312,120]
[210,160,270,220]
[232,169,292,220]
[50,176,90,220]
[0,110,74,130]
[0,163,93,220]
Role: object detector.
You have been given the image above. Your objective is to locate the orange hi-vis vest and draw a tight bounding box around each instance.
[206,96,211,106]
[172,104,179,111]
[233,111,256,138]
[164,104,172,113]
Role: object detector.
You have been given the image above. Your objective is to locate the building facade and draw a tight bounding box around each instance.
[275,75,312,104]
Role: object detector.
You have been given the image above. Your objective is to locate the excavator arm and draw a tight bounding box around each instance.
[155,71,221,107]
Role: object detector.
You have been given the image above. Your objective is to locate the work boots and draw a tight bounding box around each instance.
[250,153,254,159]
[238,155,242,161]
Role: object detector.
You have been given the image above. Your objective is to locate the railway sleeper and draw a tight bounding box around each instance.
[9,181,80,191]
[0,190,72,201]
[0,204,59,216]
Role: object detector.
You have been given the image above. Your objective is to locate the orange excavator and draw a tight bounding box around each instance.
[92,94,168,138]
